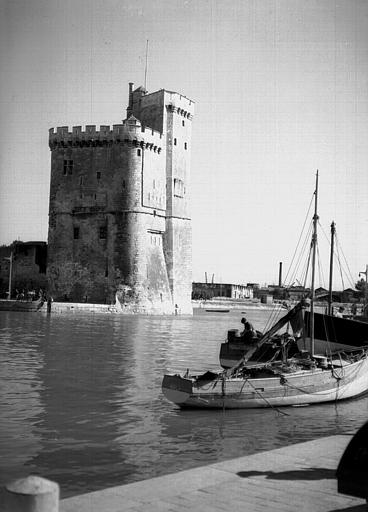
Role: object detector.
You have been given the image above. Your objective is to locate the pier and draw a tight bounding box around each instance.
[57,435,365,512]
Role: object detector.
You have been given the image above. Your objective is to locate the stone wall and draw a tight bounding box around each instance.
[130,88,194,314]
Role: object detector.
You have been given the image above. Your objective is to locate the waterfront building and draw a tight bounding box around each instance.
[0,241,47,298]
[47,84,194,314]
[192,282,254,300]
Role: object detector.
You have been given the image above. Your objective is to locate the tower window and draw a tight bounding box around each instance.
[73,227,80,239]
[182,120,185,126]
[63,160,73,175]
[137,149,141,156]
[96,171,101,180]
[79,175,84,185]
[174,178,184,198]
[174,138,177,146]
[122,180,126,189]
[99,226,107,239]
[184,142,187,150]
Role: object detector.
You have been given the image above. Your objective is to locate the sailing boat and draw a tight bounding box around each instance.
[302,220,368,354]
[219,221,368,369]
[162,173,368,409]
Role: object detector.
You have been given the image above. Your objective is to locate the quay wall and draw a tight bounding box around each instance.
[57,434,359,512]
[49,302,117,314]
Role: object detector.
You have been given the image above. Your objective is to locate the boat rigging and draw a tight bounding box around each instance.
[162,173,368,409]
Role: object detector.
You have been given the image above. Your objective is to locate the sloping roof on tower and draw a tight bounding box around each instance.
[125,115,141,125]
[133,86,147,94]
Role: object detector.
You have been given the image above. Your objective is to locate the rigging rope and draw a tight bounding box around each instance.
[316,245,326,290]
[335,234,356,288]
[318,222,355,291]
[284,220,313,291]
[335,245,346,291]
[283,192,315,287]
[302,243,313,289]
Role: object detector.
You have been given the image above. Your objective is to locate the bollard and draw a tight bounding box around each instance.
[1,475,59,512]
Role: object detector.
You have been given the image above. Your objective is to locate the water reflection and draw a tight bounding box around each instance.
[0,313,44,482]
[30,315,141,495]
[0,309,368,498]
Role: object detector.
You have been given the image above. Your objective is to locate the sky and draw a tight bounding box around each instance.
[0,0,367,290]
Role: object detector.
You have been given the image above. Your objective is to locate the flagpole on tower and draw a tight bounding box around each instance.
[144,39,149,91]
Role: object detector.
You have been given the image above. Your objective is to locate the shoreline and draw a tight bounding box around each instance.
[0,298,362,316]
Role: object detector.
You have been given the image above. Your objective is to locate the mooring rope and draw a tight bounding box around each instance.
[244,377,289,416]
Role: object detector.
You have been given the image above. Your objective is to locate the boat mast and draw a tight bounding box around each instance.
[328,221,335,316]
[310,171,319,357]
[6,250,13,300]
[359,264,368,316]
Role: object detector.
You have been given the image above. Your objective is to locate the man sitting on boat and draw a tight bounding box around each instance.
[240,317,257,343]
[335,306,345,318]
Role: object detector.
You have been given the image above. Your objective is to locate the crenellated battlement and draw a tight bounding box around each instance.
[166,104,194,120]
[164,90,194,120]
[49,117,164,151]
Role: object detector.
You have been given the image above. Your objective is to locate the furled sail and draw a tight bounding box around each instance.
[304,311,368,347]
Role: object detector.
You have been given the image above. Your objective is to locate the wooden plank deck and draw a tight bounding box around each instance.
[61,434,366,512]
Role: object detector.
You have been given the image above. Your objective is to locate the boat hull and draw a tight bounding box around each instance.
[162,356,368,409]
[205,309,230,313]
[0,299,45,312]
[219,340,281,369]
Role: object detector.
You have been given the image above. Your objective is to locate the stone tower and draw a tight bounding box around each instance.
[47,84,194,314]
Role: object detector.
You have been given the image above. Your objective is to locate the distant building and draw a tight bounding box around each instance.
[285,285,309,302]
[192,282,253,300]
[247,283,260,289]
[47,83,194,313]
[0,241,47,298]
[341,288,360,303]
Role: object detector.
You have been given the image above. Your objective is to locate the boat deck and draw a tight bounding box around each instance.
[60,434,366,511]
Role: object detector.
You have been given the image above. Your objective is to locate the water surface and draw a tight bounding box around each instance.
[0,308,367,498]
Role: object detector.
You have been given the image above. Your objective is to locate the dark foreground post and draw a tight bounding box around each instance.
[337,421,368,506]
[1,475,59,512]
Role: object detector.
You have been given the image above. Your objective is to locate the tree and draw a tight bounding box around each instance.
[355,278,367,302]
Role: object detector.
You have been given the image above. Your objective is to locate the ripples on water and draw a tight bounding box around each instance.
[0,308,368,498]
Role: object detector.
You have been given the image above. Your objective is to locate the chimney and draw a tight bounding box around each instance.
[126,82,134,117]
[278,262,282,287]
